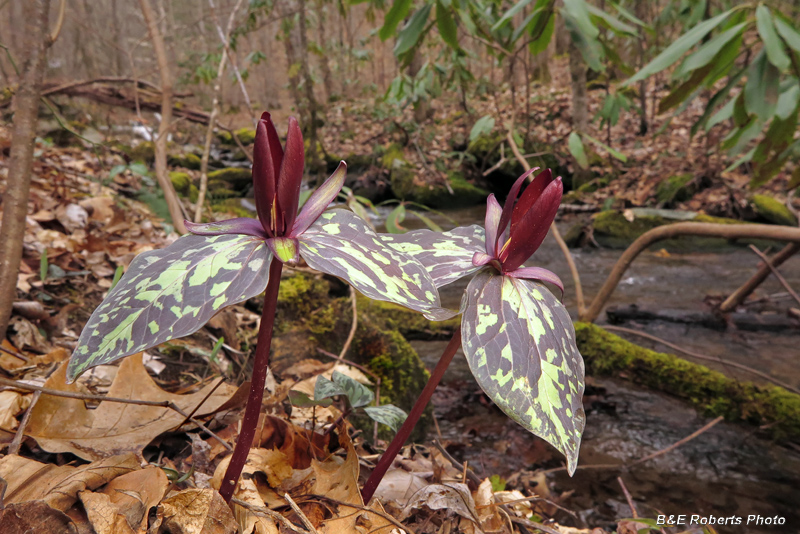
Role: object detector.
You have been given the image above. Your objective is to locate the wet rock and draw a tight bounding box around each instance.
[216,127,255,146]
[750,194,798,226]
[207,168,252,191]
[168,153,202,170]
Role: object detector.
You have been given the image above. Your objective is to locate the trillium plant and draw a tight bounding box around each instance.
[68,112,449,502]
[363,167,586,502]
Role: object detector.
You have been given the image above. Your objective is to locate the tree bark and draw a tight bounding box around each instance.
[0,0,52,338]
[298,0,322,172]
[568,37,591,189]
[139,0,187,235]
[408,49,429,124]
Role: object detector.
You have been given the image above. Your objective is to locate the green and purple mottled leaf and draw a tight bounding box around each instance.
[364,404,408,432]
[299,209,455,321]
[289,390,333,408]
[380,225,486,288]
[314,371,374,408]
[461,271,585,474]
[68,234,272,381]
[314,375,346,401]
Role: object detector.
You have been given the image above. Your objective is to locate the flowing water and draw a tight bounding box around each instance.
[388,205,800,533]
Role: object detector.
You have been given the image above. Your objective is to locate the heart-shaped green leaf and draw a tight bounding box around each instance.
[299,209,454,320]
[381,225,486,288]
[461,271,585,474]
[68,234,271,381]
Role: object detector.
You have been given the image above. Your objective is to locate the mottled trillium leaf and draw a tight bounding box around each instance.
[314,375,346,401]
[381,225,486,288]
[299,209,455,321]
[68,234,272,381]
[332,371,374,408]
[461,271,585,474]
[364,404,408,432]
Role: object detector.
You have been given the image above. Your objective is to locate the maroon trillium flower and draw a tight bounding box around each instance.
[185,111,347,266]
[471,167,565,294]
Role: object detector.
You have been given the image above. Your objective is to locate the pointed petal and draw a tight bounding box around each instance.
[461,272,585,475]
[291,161,347,236]
[484,194,502,257]
[381,225,486,288]
[472,251,491,267]
[277,116,305,233]
[501,178,563,272]
[185,218,268,239]
[253,115,282,236]
[299,209,456,321]
[68,234,272,380]
[506,266,563,298]
[510,169,554,234]
[496,166,539,247]
[266,237,300,266]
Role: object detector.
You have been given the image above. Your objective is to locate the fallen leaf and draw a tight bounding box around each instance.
[156,489,238,534]
[0,453,139,511]
[102,466,169,532]
[8,316,51,353]
[79,491,136,534]
[617,520,655,534]
[373,468,428,506]
[25,354,237,461]
[0,390,31,431]
[0,500,78,534]
[399,482,480,527]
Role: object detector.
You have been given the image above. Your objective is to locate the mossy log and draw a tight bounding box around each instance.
[575,322,800,441]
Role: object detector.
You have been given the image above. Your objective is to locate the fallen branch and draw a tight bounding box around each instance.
[602,324,800,395]
[747,245,800,308]
[719,243,800,312]
[581,223,800,322]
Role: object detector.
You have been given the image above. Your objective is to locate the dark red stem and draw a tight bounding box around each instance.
[361,328,463,503]
[220,257,283,502]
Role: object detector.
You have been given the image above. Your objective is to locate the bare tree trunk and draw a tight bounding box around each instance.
[298,0,322,172]
[139,0,187,235]
[316,0,334,102]
[0,0,52,338]
[635,0,648,135]
[195,0,244,223]
[408,49,429,124]
[568,38,591,188]
[111,0,125,76]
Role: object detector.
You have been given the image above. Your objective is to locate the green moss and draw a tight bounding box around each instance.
[592,211,665,245]
[126,141,155,164]
[209,198,256,218]
[392,170,488,209]
[380,143,407,170]
[751,194,798,226]
[188,184,199,204]
[575,322,800,440]
[207,167,252,189]
[692,214,749,224]
[169,171,191,194]
[358,296,460,338]
[577,176,610,193]
[217,127,256,146]
[168,153,202,170]
[656,173,694,205]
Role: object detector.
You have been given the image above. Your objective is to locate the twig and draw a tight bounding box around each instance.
[8,390,41,455]
[505,129,585,315]
[0,345,29,363]
[628,416,724,467]
[431,440,480,485]
[47,0,66,45]
[602,325,800,395]
[285,493,320,534]
[339,287,358,360]
[617,476,637,518]
[508,516,562,534]
[748,245,800,307]
[310,494,414,534]
[0,376,231,451]
[230,498,308,533]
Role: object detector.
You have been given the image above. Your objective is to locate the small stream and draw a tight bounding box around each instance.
[391,205,800,533]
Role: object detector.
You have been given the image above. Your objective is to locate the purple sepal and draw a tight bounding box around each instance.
[496,166,539,241]
[291,161,347,236]
[472,251,491,267]
[506,266,564,299]
[501,177,562,271]
[484,194,502,257]
[185,218,269,239]
[277,117,305,233]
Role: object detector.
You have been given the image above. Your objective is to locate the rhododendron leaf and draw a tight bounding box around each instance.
[461,272,585,475]
[299,209,454,320]
[68,234,272,381]
[364,404,408,432]
[381,225,486,288]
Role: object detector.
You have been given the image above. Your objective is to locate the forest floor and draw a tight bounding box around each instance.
[0,57,794,533]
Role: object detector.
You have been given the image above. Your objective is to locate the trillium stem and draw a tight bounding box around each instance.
[220,257,284,503]
[361,328,463,503]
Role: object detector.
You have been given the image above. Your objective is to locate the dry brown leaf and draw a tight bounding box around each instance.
[0,500,78,534]
[399,482,480,527]
[372,468,428,506]
[156,488,238,534]
[0,390,31,431]
[79,491,136,534]
[474,478,504,532]
[0,453,139,511]
[101,466,169,533]
[25,354,237,461]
